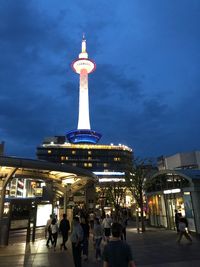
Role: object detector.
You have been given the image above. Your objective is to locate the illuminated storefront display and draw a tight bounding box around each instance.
[36,204,52,227]
[146,169,200,233]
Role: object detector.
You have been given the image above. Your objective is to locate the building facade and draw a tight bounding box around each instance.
[37,136,133,210]
[157,151,200,170]
[147,151,200,235]
[37,136,133,181]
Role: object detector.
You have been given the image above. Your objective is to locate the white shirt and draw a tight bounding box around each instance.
[102,217,112,228]
[51,223,58,234]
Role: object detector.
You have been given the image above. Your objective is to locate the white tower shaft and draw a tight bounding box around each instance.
[78,69,91,129]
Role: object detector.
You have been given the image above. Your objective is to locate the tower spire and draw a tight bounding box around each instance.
[82,34,86,53]
[79,33,88,59]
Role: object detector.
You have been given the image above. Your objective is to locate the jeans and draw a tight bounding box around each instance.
[95,237,102,259]
[72,242,82,267]
[82,237,88,257]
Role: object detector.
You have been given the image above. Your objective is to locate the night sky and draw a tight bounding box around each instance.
[0,0,199,160]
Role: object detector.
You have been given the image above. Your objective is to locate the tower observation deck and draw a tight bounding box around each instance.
[66,36,102,144]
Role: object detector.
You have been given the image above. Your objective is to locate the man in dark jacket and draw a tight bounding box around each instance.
[59,213,70,250]
[102,222,136,267]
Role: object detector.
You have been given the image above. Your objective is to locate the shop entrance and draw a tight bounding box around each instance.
[166,194,185,230]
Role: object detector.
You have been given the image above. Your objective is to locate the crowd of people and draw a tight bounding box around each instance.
[45,208,135,267]
[44,208,193,267]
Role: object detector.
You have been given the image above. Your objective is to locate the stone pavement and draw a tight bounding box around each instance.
[0,222,200,267]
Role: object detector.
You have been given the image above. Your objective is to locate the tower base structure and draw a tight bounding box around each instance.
[66,129,102,144]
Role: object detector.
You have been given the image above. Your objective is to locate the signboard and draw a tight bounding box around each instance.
[36,204,52,227]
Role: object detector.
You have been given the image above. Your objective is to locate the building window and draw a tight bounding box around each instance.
[103,163,108,167]
[88,151,92,155]
[48,150,52,154]
[61,156,65,161]
[66,156,68,160]
[88,157,92,160]
[84,163,92,167]
[72,163,77,166]
[114,157,121,161]
[72,151,76,155]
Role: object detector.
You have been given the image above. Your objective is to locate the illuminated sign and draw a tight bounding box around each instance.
[94,171,125,176]
[163,188,181,194]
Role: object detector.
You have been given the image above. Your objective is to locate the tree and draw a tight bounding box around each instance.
[97,182,126,220]
[125,159,153,232]
[106,181,126,220]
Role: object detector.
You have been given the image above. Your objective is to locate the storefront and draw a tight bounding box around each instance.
[146,169,200,234]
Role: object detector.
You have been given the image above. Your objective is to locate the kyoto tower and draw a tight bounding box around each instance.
[66,35,102,144]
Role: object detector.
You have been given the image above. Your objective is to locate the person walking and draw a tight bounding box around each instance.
[59,213,70,250]
[119,216,127,241]
[102,214,112,242]
[51,217,59,251]
[174,210,181,233]
[93,217,104,261]
[177,217,192,244]
[70,216,84,267]
[102,222,136,267]
[80,217,90,261]
[46,214,53,247]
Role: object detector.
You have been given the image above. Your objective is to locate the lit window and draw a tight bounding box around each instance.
[48,150,51,154]
[103,163,108,167]
[72,151,76,155]
[88,163,92,167]
[72,163,77,166]
[61,156,65,161]
[88,157,92,160]
[66,156,68,160]
[84,163,88,167]
[114,157,118,161]
[88,151,92,155]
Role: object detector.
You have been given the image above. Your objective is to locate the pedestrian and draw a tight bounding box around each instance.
[102,222,136,267]
[70,216,84,267]
[59,213,70,250]
[89,211,95,230]
[93,217,104,261]
[46,214,53,247]
[119,216,127,241]
[177,217,192,244]
[51,217,59,251]
[174,210,181,233]
[80,217,90,261]
[102,214,112,242]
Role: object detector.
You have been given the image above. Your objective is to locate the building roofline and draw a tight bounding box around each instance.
[0,156,97,180]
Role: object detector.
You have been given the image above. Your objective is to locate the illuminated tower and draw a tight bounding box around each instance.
[67,36,102,144]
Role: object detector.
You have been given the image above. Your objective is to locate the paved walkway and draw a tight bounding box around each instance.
[0,222,200,267]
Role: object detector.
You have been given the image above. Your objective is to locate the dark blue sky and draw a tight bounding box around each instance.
[0,0,199,159]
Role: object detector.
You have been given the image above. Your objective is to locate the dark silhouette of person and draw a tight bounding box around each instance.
[177,217,192,244]
[174,210,181,233]
[70,216,84,267]
[102,222,136,267]
[80,217,90,261]
[59,213,70,250]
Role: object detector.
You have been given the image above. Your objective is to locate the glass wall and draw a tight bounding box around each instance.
[148,192,196,232]
[148,194,167,228]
